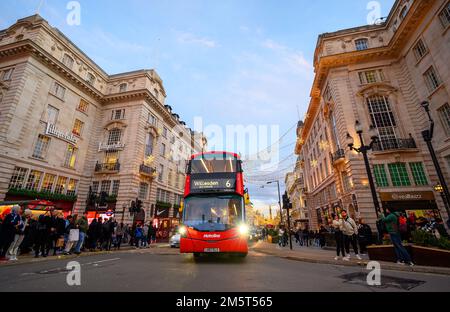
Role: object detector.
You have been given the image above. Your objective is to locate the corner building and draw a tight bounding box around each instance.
[295,0,450,230]
[0,15,204,225]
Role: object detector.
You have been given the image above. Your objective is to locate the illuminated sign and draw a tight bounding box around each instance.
[190,178,236,192]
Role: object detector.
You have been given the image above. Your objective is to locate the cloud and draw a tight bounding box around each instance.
[176,31,218,48]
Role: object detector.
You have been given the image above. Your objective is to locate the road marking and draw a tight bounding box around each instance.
[83,258,120,266]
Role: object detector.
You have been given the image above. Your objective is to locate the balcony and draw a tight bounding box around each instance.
[139,163,156,177]
[372,137,417,152]
[95,162,120,173]
[331,149,345,164]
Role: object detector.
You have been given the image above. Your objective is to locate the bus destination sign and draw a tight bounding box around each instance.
[191,178,236,192]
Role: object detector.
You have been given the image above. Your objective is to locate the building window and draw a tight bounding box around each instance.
[64,145,77,168]
[367,95,397,149]
[100,180,111,194]
[107,128,122,145]
[145,133,154,157]
[66,179,78,196]
[46,105,59,125]
[111,109,125,120]
[413,39,428,61]
[54,176,68,194]
[358,69,385,84]
[41,173,56,192]
[111,180,120,196]
[438,2,450,28]
[92,181,99,194]
[32,135,50,159]
[51,82,66,100]
[341,172,351,193]
[104,151,119,164]
[438,103,450,136]
[62,54,74,69]
[25,170,43,190]
[168,169,173,186]
[77,99,89,113]
[163,127,168,138]
[399,6,408,20]
[424,67,441,93]
[158,164,164,182]
[409,162,428,186]
[148,114,157,126]
[373,164,389,187]
[160,143,166,157]
[2,68,14,81]
[388,163,411,186]
[8,167,28,189]
[138,182,149,200]
[72,119,84,136]
[119,83,127,92]
[86,73,95,85]
[355,38,369,51]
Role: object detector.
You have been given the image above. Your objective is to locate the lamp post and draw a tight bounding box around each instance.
[262,181,283,224]
[421,101,450,221]
[346,120,381,217]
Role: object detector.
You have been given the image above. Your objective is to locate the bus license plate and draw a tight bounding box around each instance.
[204,248,220,253]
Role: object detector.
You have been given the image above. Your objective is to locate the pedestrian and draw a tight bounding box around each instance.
[142,223,149,248]
[54,211,66,255]
[102,218,113,251]
[34,211,51,258]
[435,218,449,238]
[357,218,372,255]
[332,213,345,260]
[48,209,59,256]
[398,213,409,242]
[379,208,414,266]
[341,210,362,260]
[64,215,78,255]
[149,224,157,244]
[87,218,98,251]
[319,225,327,248]
[135,224,143,248]
[21,214,38,255]
[96,217,104,250]
[4,207,29,261]
[115,222,125,250]
[302,228,309,247]
[74,213,88,254]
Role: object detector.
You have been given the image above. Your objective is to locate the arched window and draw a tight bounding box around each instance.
[366,95,398,149]
[145,133,154,157]
[119,83,127,92]
[355,38,369,51]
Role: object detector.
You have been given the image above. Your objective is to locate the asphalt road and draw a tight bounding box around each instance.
[0,248,449,292]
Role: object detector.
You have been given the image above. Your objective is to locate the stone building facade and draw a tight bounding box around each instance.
[0,15,204,225]
[295,0,450,230]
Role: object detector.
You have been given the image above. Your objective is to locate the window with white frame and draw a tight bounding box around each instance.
[145,133,154,157]
[8,167,28,189]
[413,39,428,61]
[119,83,127,92]
[160,143,166,157]
[424,67,442,93]
[46,105,59,125]
[367,95,398,149]
[2,68,14,81]
[32,135,50,159]
[62,54,74,69]
[63,145,77,168]
[41,173,56,193]
[148,113,157,126]
[138,182,149,200]
[104,151,119,164]
[111,109,125,120]
[66,179,78,196]
[54,176,68,194]
[163,127,168,138]
[358,69,385,84]
[355,38,369,51]
[51,82,66,100]
[111,180,120,196]
[25,170,43,190]
[438,2,450,28]
[107,128,122,145]
[77,99,89,113]
[438,103,450,136]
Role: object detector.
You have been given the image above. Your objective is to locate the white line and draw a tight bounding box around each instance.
[83,258,120,266]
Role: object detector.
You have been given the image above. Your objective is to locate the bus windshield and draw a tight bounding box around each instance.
[190,154,239,174]
[183,195,244,231]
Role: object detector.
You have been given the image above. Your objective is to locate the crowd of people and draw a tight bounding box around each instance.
[0,205,160,262]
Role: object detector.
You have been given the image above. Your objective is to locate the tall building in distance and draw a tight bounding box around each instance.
[0,15,205,228]
[294,0,450,230]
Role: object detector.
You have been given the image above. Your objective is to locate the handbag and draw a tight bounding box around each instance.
[69,229,80,241]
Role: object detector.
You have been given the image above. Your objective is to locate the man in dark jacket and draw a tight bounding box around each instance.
[34,212,51,258]
[102,218,113,251]
[96,218,104,250]
[88,219,98,251]
[0,205,22,260]
[357,218,373,255]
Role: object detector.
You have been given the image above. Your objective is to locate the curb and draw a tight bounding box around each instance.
[252,248,450,276]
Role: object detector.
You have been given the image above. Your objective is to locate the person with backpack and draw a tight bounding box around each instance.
[379,208,414,266]
[135,224,143,248]
[341,210,362,260]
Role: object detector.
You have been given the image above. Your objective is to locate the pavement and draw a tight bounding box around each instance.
[252,241,450,276]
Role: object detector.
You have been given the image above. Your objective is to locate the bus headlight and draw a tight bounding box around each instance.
[178,226,187,237]
[238,224,249,236]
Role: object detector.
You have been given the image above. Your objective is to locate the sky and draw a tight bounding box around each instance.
[0,0,395,217]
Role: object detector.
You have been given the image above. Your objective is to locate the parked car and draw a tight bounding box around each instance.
[170,233,181,248]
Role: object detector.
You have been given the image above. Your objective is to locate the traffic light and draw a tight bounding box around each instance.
[282,191,292,209]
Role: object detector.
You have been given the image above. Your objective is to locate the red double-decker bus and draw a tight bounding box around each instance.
[179,151,249,258]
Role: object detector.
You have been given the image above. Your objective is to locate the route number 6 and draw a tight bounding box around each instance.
[226,180,231,187]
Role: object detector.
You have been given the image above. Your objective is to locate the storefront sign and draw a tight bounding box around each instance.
[98,142,125,152]
[380,191,435,202]
[45,123,77,145]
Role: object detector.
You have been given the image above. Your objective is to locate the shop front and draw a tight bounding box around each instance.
[153,204,181,240]
[379,191,440,220]
[4,193,75,216]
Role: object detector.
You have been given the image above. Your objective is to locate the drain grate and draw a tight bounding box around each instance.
[340,272,425,290]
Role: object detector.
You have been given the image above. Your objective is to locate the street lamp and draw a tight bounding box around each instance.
[346,120,381,217]
[262,180,283,224]
[421,101,450,222]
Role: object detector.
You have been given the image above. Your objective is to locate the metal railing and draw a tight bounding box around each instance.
[331,149,345,163]
[139,163,156,175]
[95,162,120,172]
[372,137,417,152]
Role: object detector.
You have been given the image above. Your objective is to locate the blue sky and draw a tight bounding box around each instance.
[0,0,395,215]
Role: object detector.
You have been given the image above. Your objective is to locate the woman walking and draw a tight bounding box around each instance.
[332,213,345,260]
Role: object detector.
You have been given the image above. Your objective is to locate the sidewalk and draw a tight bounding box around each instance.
[252,241,450,276]
[0,243,170,267]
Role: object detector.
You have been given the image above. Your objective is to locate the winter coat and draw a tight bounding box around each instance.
[341,217,358,236]
[379,212,400,234]
[357,224,373,244]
